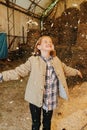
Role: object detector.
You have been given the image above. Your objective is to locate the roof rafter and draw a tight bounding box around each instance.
[28,0,45,10]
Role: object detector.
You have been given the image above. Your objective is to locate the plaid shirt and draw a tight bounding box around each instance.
[41,56,59,111]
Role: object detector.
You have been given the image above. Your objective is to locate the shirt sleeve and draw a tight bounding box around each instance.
[2,57,31,81]
[62,62,77,77]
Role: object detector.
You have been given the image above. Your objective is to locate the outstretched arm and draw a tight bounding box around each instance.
[62,63,83,78]
[0,57,31,82]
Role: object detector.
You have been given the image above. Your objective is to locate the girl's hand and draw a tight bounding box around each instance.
[76,70,83,78]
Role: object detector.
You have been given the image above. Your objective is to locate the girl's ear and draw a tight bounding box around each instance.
[37,45,41,50]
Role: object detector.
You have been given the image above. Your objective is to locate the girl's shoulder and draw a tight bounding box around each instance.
[28,55,40,61]
[53,56,61,62]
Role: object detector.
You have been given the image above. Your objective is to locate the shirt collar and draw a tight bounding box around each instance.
[40,55,52,62]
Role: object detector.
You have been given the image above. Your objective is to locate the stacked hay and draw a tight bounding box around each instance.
[41,18,59,45]
[79,1,87,24]
[26,1,87,47]
[42,19,55,35]
[76,1,87,48]
[42,7,79,45]
[27,29,40,47]
[58,7,79,45]
[76,23,87,48]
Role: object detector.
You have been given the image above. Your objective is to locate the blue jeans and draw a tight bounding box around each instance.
[29,103,53,130]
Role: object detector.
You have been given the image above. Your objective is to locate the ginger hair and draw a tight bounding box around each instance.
[33,36,56,57]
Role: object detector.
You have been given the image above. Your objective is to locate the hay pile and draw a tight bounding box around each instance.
[80,1,87,24]
[42,7,79,45]
[76,24,87,48]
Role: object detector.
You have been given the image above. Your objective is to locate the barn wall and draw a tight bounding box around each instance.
[0,4,40,37]
[0,3,40,50]
[0,5,7,32]
[14,11,27,37]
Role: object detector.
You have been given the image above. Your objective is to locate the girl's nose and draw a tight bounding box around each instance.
[48,42,51,45]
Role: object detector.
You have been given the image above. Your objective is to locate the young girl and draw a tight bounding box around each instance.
[0,36,82,130]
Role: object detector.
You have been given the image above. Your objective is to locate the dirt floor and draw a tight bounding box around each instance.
[0,51,87,130]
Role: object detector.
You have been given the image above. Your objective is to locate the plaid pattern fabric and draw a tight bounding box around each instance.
[41,56,59,111]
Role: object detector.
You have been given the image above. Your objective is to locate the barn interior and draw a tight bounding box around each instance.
[0,0,87,130]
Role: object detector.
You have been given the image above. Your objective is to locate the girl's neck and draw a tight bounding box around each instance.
[41,51,51,59]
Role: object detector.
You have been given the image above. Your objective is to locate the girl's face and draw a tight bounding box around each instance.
[37,36,54,52]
